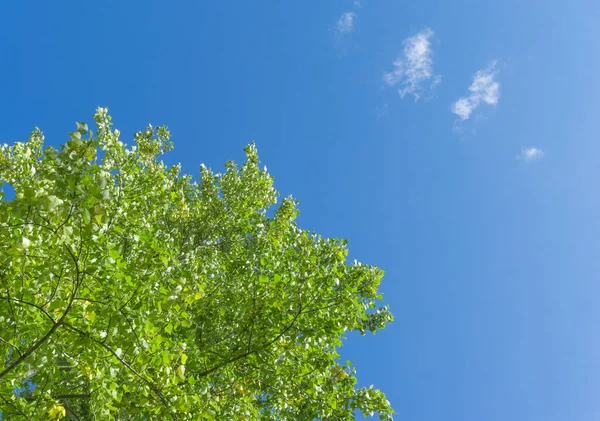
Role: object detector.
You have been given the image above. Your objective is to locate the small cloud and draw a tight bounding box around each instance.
[451,97,473,120]
[517,147,544,162]
[382,28,439,101]
[353,0,362,6]
[376,103,389,119]
[451,61,500,121]
[336,12,356,34]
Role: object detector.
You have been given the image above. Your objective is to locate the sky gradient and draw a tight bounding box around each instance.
[2,1,600,420]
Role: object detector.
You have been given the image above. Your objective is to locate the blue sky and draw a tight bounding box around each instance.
[2,1,600,419]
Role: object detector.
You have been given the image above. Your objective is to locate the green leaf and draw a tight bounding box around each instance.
[48,300,63,311]
[95,209,104,224]
[109,248,120,260]
[76,121,89,134]
[42,195,64,211]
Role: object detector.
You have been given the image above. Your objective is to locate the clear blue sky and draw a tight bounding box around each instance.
[2,1,600,420]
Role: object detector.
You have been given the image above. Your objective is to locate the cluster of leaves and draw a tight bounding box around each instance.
[0,109,393,420]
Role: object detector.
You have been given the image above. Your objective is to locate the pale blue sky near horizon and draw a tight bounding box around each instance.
[2,1,600,420]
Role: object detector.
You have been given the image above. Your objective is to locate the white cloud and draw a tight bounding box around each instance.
[451,97,473,120]
[336,12,355,34]
[382,28,439,100]
[517,147,544,162]
[451,61,500,121]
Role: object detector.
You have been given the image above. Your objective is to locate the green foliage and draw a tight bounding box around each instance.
[0,108,393,420]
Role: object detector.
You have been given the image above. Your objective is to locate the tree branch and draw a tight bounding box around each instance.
[0,295,56,325]
[197,305,303,379]
[0,244,83,381]
[62,323,175,420]
[0,335,23,356]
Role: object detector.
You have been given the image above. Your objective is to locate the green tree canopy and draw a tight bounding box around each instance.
[0,108,393,420]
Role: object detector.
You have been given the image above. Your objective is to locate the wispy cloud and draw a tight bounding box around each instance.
[382,28,439,100]
[336,12,356,34]
[517,147,544,162]
[451,61,500,120]
[376,103,389,119]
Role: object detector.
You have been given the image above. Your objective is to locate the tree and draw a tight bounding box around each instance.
[0,108,393,420]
